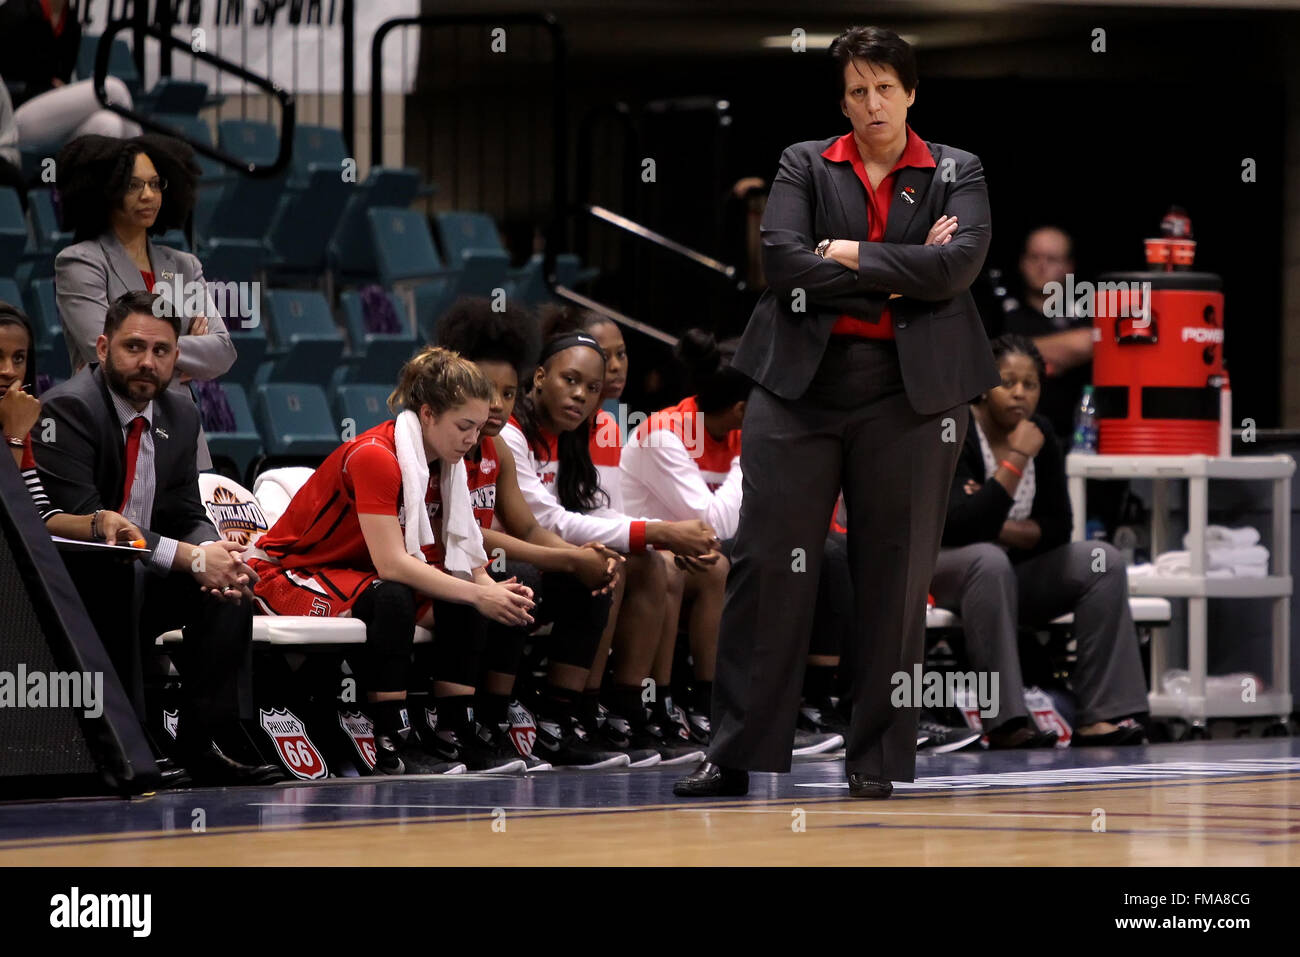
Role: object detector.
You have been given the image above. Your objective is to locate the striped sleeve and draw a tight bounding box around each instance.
[22,467,64,522]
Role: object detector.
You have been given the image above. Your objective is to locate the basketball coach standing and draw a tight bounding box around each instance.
[676,26,999,799]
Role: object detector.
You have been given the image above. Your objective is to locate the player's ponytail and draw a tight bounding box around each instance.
[673,328,752,414]
[389,345,494,416]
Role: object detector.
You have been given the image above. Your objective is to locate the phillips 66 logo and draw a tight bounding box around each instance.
[259,708,328,779]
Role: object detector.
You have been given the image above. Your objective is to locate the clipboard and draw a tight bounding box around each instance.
[51,536,153,560]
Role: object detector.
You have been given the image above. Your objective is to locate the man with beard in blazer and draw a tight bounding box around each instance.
[33,290,282,787]
[676,26,999,799]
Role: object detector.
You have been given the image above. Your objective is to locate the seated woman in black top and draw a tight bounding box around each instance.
[932,334,1148,748]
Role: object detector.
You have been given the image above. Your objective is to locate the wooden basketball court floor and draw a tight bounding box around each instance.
[2,738,1297,866]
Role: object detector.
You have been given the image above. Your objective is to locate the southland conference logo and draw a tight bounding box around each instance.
[152,275,261,329]
[204,485,270,546]
[0,665,102,719]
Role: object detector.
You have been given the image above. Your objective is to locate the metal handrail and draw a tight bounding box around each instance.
[370,12,567,284]
[93,20,296,178]
[586,204,738,283]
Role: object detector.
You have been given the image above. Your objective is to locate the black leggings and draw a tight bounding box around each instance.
[351,579,490,691]
[482,560,612,676]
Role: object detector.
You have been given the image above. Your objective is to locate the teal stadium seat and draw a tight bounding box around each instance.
[203,383,263,484]
[291,125,349,187]
[328,167,421,277]
[253,383,339,458]
[262,290,345,383]
[0,188,27,276]
[333,383,395,435]
[337,289,417,384]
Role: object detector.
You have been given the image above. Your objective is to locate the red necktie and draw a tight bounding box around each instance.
[120,416,148,511]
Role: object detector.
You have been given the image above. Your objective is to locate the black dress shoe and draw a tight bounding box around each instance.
[673,761,749,797]
[183,745,288,786]
[1072,724,1148,747]
[847,772,893,799]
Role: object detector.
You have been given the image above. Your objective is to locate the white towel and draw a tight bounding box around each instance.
[393,409,487,578]
[1207,545,1269,569]
[1126,563,1157,577]
[1231,564,1268,578]
[1154,551,1191,576]
[1183,525,1261,549]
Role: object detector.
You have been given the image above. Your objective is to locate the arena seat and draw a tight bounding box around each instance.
[152,113,229,185]
[76,35,141,95]
[22,278,71,381]
[223,322,269,391]
[141,78,208,116]
[154,229,191,252]
[0,279,23,317]
[334,383,394,435]
[253,383,339,458]
[203,383,264,485]
[264,166,350,277]
[252,467,317,528]
[0,188,27,277]
[327,167,422,278]
[25,190,73,258]
[218,119,280,169]
[200,237,266,286]
[367,207,456,288]
[337,289,417,383]
[262,290,345,383]
[290,126,349,186]
[201,176,284,244]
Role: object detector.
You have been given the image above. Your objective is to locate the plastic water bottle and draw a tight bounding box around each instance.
[1072,385,1098,453]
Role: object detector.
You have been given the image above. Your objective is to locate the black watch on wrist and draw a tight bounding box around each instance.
[815,239,832,259]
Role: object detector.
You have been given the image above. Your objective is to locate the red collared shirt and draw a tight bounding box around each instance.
[821,125,936,339]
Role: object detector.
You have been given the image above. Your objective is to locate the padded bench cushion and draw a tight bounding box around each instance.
[156,617,432,645]
[926,596,1172,630]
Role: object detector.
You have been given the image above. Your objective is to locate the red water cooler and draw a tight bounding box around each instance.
[1091,271,1225,455]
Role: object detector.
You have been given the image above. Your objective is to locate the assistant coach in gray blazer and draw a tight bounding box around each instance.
[676,26,1000,800]
[54,134,234,469]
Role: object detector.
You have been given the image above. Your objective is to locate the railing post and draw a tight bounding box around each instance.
[342,0,356,157]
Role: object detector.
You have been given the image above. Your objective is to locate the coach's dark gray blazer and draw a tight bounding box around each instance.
[32,365,219,553]
[734,136,999,415]
[55,233,236,468]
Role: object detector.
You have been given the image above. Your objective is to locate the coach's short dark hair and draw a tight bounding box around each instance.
[103,290,180,340]
[829,26,918,96]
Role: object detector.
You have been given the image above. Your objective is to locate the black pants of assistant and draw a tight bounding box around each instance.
[709,337,966,780]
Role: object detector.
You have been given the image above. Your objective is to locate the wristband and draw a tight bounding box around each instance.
[4,435,24,448]
[1000,459,1023,478]
[90,509,103,541]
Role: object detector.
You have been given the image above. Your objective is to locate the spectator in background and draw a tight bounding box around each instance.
[932,335,1148,748]
[0,0,139,155]
[31,291,284,786]
[55,133,232,469]
[1000,226,1092,444]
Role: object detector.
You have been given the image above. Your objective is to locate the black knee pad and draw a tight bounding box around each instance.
[429,598,489,687]
[352,580,417,692]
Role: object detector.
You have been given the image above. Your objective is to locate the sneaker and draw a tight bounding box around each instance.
[372,732,466,776]
[798,699,850,739]
[792,729,844,756]
[590,705,663,768]
[684,707,711,745]
[607,711,705,767]
[916,719,983,754]
[421,724,527,774]
[372,731,406,775]
[485,721,552,772]
[530,714,632,769]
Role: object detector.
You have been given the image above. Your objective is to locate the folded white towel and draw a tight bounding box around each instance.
[393,409,487,578]
[1126,563,1156,577]
[1231,564,1268,578]
[1207,544,1269,569]
[1155,551,1191,576]
[1183,525,1261,549]
[1207,568,1234,578]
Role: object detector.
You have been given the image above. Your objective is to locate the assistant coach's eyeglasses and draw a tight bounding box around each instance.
[126,177,168,195]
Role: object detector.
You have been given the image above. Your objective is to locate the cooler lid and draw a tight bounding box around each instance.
[1098,271,1221,291]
